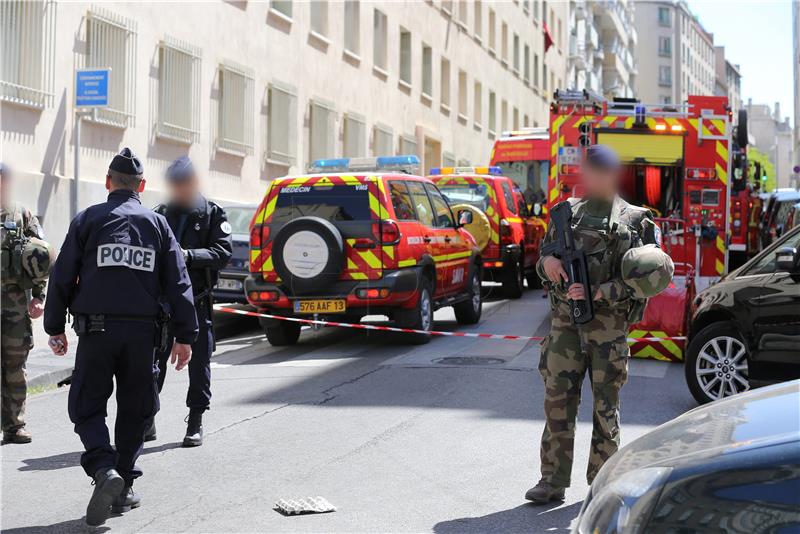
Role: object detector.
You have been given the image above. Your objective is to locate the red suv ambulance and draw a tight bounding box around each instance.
[429,166,546,297]
[245,156,483,346]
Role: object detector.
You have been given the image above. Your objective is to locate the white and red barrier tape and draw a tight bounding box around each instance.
[214,305,687,343]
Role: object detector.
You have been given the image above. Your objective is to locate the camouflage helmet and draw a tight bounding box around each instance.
[21,237,54,285]
[621,244,674,299]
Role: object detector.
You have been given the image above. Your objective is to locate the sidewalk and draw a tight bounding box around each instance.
[27,318,76,389]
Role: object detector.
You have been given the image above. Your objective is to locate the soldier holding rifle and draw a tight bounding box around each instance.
[526,145,674,503]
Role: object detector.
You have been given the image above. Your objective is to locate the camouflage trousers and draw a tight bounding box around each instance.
[1,285,32,432]
[538,299,630,487]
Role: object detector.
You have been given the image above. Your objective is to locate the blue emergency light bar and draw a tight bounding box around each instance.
[309,155,420,174]
[429,166,503,176]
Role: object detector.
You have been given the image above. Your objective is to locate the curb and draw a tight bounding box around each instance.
[27,366,73,390]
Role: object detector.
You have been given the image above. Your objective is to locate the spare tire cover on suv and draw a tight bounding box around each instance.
[272,216,345,294]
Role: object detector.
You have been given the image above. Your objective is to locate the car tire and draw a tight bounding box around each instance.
[525,268,542,289]
[685,321,750,404]
[454,266,483,324]
[264,321,302,346]
[503,257,524,299]
[395,278,434,344]
[272,216,344,295]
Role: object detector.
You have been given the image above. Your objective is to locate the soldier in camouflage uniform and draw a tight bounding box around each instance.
[526,145,674,503]
[0,163,53,444]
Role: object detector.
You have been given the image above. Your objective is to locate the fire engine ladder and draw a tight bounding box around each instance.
[553,89,605,107]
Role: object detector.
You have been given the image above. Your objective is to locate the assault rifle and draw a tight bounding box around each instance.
[541,202,594,325]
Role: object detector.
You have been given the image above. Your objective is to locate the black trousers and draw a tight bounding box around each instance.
[155,305,213,410]
[68,321,159,486]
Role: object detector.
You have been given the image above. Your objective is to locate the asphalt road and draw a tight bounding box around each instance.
[1,288,696,533]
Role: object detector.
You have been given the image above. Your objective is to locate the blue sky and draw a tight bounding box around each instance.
[687,0,795,125]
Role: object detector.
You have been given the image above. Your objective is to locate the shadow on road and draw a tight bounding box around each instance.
[1,517,107,533]
[433,501,583,533]
[18,442,183,472]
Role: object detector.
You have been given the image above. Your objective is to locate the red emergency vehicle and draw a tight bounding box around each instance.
[547,89,735,361]
[489,128,551,213]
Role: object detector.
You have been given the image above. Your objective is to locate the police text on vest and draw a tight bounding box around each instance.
[97,243,156,272]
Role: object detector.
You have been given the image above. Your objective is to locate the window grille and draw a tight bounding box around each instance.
[373,124,393,156]
[0,0,56,109]
[310,1,327,36]
[399,29,412,84]
[473,81,482,126]
[373,9,388,69]
[440,58,451,108]
[443,152,456,167]
[343,112,366,157]
[217,61,255,155]
[399,134,417,156]
[422,44,433,97]
[344,1,360,55]
[157,36,201,144]
[267,82,297,165]
[271,1,292,19]
[309,98,336,161]
[458,70,468,117]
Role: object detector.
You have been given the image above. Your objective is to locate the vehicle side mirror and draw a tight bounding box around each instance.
[775,246,799,273]
[458,210,473,226]
[532,203,543,216]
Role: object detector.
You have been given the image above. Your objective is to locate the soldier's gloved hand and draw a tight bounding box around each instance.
[543,256,568,284]
[28,298,44,319]
[171,342,192,371]
[48,334,68,356]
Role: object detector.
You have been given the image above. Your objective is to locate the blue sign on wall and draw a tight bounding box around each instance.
[75,69,110,108]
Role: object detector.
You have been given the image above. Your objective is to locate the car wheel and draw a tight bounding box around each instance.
[503,257,524,299]
[454,267,483,324]
[264,321,302,346]
[395,278,434,344]
[685,321,750,404]
[525,268,542,289]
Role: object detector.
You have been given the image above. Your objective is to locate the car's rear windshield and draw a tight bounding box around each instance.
[272,183,372,222]
[224,207,256,235]
[438,183,491,212]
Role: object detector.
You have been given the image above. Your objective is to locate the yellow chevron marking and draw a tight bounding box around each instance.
[290,176,311,186]
[338,174,360,185]
[551,115,566,133]
[264,255,274,271]
[702,123,713,137]
[398,258,417,268]
[346,257,358,270]
[715,258,724,274]
[250,250,260,263]
[716,162,728,185]
[627,117,639,128]
[716,141,728,162]
[359,250,382,269]
[716,236,725,254]
[631,345,674,361]
[348,272,369,280]
[550,188,559,202]
[382,245,395,260]
[711,119,725,134]
[369,192,381,218]
[506,217,523,223]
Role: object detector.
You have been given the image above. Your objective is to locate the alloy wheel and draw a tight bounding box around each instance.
[471,272,481,312]
[420,289,432,331]
[695,336,749,401]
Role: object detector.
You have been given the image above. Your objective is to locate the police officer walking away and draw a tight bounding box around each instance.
[0,163,54,444]
[526,145,674,503]
[43,148,198,527]
[148,156,231,447]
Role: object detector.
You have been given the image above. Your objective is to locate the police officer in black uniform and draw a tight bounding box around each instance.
[44,148,198,527]
[148,156,231,447]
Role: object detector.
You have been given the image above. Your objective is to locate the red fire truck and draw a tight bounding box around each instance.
[547,89,735,361]
[489,128,551,213]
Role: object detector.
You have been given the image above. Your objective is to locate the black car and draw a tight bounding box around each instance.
[686,225,800,404]
[212,204,257,304]
[574,381,800,534]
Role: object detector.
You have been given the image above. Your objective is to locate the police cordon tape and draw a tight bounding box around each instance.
[213,305,687,343]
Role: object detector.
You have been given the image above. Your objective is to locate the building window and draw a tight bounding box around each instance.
[488,91,496,137]
[85,7,137,127]
[458,70,468,119]
[217,61,255,155]
[400,134,417,156]
[513,107,519,130]
[501,99,508,132]
[310,98,336,160]
[443,151,456,167]
[399,28,412,85]
[543,63,548,91]
[271,0,292,20]
[310,1,328,38]
[373,123,393,156]
[659,65,672,86]
[157,36,202,144]
[440,58,451,109]
[660,96,672,105]
[658,6,670,27]
[457,1,468,27]
[513,33,520,73]
[373,9,387,71]
[524,114,529,127]
[523,44,531,83]
[501,22,509,63]
[266,81,297,165]
[421,44,433,98]
[474,0,482,39]
[343,112,366,157]
[473,81,482,127]
[533,53,539,87]
[488,9,496,52]
[0,0,56,109]
[658,36,671,57]
[344,1,360,56]
[533,0,539,20]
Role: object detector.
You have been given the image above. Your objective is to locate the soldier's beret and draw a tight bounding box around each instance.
[109,147,144,176]
[166,155,195,183]
[585,144,621,171]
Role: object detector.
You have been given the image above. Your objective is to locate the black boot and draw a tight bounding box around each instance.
[144,417,157,442]
[182,409,204,447]
[86,467,124,527]
[112,485,142,513]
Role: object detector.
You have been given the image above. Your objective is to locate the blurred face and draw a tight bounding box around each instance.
[581,164,620,200]
[168,174,199,208]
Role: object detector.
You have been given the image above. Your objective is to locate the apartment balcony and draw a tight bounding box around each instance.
[569,35,588,71]
[594,0,633,43]
[587,24,599,51]
[603,53,630,88]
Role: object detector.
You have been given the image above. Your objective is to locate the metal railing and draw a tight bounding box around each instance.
[156,36,201,144]
[217,60,254,156]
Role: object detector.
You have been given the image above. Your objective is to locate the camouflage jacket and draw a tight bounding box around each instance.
[536,196,660,312]
[1,203,46,299]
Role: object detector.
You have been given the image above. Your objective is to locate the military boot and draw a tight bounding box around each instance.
[2,427,32,444]
[112,485,141,513]
[86,467,124,527]
[525,480,566,504]
[182,409,204,447]
[144,417,157,442]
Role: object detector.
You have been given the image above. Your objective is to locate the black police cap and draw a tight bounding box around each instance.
[109,147,144,176]
[585,144,621,171]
